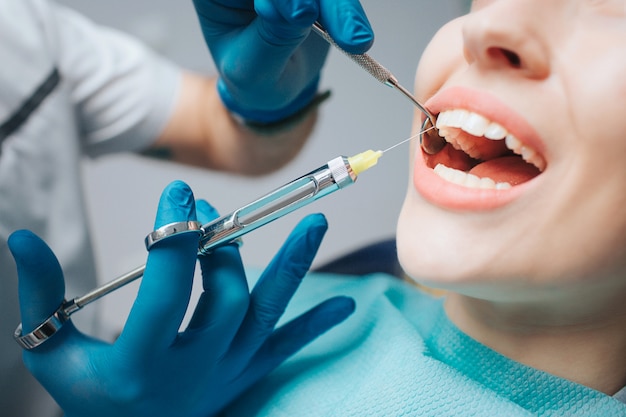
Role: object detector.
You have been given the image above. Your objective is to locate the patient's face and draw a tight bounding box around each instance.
[397,0,626,301]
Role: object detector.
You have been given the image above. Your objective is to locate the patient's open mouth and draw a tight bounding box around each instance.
[423,109,546,189]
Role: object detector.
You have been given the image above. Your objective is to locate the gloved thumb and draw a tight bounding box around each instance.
[8,230,66,335]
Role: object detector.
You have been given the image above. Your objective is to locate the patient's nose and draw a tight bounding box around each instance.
[462,0,552,80]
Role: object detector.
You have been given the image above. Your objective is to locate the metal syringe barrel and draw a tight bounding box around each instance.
[197,156,356,256]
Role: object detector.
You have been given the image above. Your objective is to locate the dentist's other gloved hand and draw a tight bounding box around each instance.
[8,180,355,417]
[193,0,373,123]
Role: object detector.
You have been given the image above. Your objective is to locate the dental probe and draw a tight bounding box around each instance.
[14,149,384,349]
[311,22,432,123]
[311,22,445,155]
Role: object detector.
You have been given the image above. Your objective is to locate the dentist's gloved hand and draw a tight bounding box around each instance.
[8,180,355,417]
[193,0,374,124]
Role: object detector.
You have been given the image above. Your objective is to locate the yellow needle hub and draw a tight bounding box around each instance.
[347,150,383,176]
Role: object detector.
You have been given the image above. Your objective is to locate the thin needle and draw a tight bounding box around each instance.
[382,126,436,154]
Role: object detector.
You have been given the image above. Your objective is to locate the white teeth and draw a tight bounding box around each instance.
[483,122,507,140]
[433,164,512,190]
[522,147,546,172]
[464,113,490,136]
[504,133,521,150]
[505,134,546,172]
[436,109,469,129]
[436,109,546,172]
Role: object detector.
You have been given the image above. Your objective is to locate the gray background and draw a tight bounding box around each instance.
[58,0,466,332]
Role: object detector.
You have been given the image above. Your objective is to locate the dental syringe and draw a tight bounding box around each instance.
[196,149,382,254]
[14,148,386,349]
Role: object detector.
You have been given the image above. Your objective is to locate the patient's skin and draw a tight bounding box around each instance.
[396,0,626,395]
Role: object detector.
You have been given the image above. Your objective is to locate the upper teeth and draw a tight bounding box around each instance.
[435,109,546,172]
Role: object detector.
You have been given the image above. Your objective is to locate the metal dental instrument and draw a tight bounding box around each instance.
[14,124,434,350]
[311,22,446,155]
[14,146,399,349]
[14,122,435,350]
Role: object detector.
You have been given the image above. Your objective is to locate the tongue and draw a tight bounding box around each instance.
[469,156,540,185]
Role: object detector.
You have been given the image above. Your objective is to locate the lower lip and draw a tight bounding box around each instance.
[413,149,529,211]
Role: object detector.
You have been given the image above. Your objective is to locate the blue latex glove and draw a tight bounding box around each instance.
[193,0,374,123]
[8,180,355,417]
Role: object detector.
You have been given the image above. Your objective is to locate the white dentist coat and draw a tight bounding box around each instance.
[0,0,179,414]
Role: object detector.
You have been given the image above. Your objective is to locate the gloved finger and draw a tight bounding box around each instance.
[117,181,200,358]
[257,0,373,50]
[186,200,250,354]
[318,0,373,54]
[237,295,355,387]
[255,0,318,39]
[252,0,328,92]
[215,39,327,122]
[195,198,220,225]
[192,0,256,36]
[8,230,67,341]
[217,15,326,107]
[188,245,250,356]
[229,213,327,356]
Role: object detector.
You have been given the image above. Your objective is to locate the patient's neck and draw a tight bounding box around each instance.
[445,292,626,395]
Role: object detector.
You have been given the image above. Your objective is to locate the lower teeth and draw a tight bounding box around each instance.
[433,164,512,190]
